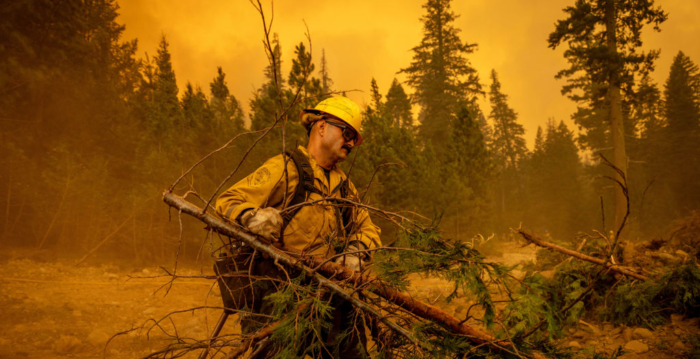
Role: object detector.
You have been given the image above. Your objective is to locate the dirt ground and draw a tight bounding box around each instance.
[0,250,234,359]
[0,244,698,359]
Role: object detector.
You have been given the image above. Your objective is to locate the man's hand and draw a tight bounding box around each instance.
[240,207,283,242]
[334,243,368,272]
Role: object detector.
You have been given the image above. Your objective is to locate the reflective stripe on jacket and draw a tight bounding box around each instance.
[216,146,381,256]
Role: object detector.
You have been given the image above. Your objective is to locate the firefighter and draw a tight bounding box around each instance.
[216,96,381,358]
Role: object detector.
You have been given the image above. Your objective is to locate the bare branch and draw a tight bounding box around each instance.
[517,229,647,280]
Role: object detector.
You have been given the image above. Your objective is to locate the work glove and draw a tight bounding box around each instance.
[334,242,368,272]
[239,207,283,242]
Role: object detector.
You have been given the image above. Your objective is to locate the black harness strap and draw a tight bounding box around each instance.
[337,179,353,236]
[280,149,323,243]
[279,149,353,243]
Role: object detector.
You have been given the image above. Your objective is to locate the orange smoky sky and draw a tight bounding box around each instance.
[117,0,700,148]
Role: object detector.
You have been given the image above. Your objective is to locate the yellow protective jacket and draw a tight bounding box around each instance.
[216,146,381,257]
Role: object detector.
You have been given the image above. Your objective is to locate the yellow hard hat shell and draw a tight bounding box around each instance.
[300,96,363,146]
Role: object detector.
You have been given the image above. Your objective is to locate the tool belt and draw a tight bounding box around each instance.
[214,246,257,314]
[214,245,302,314]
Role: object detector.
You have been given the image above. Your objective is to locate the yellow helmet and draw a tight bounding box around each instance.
[300,96,363,145]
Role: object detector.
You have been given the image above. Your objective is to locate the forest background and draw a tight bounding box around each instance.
[1,0,699,265]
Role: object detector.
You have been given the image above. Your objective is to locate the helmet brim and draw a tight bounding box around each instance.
[300,109,363,146]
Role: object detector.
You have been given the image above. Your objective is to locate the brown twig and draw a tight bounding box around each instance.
[361,161,407,202]
[169,128,273,192]
[75,213,135,266]
[279,196,421,230]
[37,176,70,250]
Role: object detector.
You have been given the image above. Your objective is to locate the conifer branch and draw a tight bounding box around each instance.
[164,191,422,349]
[162,191,549,359]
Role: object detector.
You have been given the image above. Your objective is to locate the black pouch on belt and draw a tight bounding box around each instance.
[214,248,255,314]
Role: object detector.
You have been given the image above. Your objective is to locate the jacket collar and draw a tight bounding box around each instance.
[298,145,346,194]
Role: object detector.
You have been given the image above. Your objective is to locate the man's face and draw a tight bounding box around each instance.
[320,116,357,164]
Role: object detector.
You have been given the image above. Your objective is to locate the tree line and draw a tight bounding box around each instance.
[0,0,698,263]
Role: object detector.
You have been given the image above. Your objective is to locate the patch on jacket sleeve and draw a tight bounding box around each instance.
[248,167,271,188]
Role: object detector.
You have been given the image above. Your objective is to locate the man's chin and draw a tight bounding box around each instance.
[336,149,349,162]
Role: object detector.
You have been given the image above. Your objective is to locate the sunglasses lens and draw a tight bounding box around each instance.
[326,120,356,143]
[344,129,356,143]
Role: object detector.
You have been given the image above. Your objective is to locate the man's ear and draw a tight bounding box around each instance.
[317,120,326,136]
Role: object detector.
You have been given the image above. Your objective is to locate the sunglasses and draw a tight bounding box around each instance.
[324,120,358,144]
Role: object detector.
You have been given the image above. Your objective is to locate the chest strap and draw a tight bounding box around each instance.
[280,149,323,241]
[279,149,353,244]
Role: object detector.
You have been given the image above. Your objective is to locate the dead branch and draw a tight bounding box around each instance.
[598,153,629,256]
[163,191,548,359]
[517,229,647,281]
[361,161,407,202]
[74,213,134,266]
[279,196,420,230]
[169,128,273,192]
[37,176,70,249]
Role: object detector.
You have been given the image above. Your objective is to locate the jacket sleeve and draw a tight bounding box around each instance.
[346,180,382,250]
[216,156,296,223]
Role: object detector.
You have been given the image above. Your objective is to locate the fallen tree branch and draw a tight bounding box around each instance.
[517,229,647,281]
[163,191,547,359]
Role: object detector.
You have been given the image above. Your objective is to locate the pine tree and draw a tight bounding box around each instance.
[662,51,700,217]
[264,33,284,91]
[370,78,383,114]
[443,102,491,236]
[286,42,323,141]
[384,79,413,128]
[477,111,493,148]
[664,52,700,136]
[635,76,664,141]
[548,0,667,234]
[0,0,147,250]
[350,80,427,240]
[400,0,482,155]
[181,82,211,131]
[630,75,668,234]
[250,39,323,162]
[524,120,590,239]
[150,35,181,134]
[209,66,245,132]
[533,126,545,159]
[319,49,333,94]
[288,42,320,106]
[487,70,527,229]
[488,70,527,169]
[210,67,230,107]
[136,35,188,209]
[250,34,285,132]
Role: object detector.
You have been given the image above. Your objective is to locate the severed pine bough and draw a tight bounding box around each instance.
[163,191,550,359]
[154,170,700,359]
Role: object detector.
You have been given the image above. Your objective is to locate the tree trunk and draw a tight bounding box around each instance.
[606,0,629,235]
